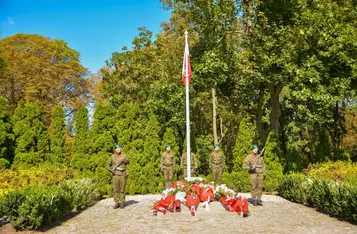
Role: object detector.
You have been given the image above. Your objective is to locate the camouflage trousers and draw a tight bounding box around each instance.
[112,171,128,203]
[163,167,174,188]
[211,166,223,184]
[249,173,264,200]
[183,167,195,178]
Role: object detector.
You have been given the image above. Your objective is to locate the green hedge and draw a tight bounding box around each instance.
[278,174,357,222]
[0,178,101,230]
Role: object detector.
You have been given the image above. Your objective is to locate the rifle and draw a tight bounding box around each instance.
[250,148,265,173]
[107,158,125,174]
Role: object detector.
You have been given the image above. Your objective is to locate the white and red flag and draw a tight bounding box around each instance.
[182,33,192,85]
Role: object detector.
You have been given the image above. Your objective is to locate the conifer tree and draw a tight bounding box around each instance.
[314,128,331,163]
[0,96,14,168]
[162,127,179,179]
[71,106,90,171]
[141,114,162,193]
[48,105,67,164]
[233,118,256,171]
[91,103,116,154]
[196,134,214,176]
[115,103,146,194]
[90,104,116,194]
[12,102,48,167]
[225,118,256,192]
[263,131,284,192]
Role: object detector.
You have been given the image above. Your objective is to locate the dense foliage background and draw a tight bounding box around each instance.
[1,0,357,227]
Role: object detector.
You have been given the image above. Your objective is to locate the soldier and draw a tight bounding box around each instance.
[106,144,129,209]
[243,144,266,206]
[209,144,224,184]
[181,151,197,177]
[160,144,176,188]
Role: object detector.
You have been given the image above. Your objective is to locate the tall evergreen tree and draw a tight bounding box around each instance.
[71,106,90,171]
[232,118,256,171]
[91,103,116,154]
[263,131,284,192]
[0,96,14,168]
[162,127,180,179]
[225,118,256,192]
[48,105,67,165]
[141,114,162,193]
[12,102,48,168]
[90,103,117,194]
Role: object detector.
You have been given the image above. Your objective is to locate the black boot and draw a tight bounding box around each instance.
[257,200,263,206]
[113,203,120,209]
[120,202,125,209]
[253,199,258,206]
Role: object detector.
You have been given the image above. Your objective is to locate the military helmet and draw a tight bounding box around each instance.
[214,143,219,149]
[115,144,123,149]
[251,144,258,150]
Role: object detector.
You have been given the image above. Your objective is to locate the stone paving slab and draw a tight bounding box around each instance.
[1,194,356,234]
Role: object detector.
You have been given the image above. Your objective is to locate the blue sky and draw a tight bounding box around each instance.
[0,0,171,73]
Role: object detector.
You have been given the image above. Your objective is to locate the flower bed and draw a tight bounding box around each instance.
[153,177,249,217]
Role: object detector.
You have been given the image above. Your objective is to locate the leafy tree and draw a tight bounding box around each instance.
[0,96,14,168]
[0,34,88,117]
[12,102,48,168]
[47,105,67,165]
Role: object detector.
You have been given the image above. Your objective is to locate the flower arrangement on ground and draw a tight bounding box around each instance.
[153,177,249,217]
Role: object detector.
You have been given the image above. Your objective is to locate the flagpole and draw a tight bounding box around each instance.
[185,31,191,180]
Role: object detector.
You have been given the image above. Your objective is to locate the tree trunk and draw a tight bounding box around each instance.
[257,86,267,143]
[268,83,283,134]
[212,88,218,145]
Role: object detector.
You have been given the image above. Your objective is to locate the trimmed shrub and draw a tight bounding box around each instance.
[0,178,101,230]
[278,174,357,222]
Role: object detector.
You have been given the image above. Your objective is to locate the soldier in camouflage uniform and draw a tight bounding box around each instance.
[209,144,224,184]
[160,144,176,188]
[106,144,129,209]
[243,144,266,206]
[181,151,197,177]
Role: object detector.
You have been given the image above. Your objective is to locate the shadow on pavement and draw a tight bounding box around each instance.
[124,200,139,207]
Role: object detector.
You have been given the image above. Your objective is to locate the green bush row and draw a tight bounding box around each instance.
[278,174,357,222]
[0,178,101,230]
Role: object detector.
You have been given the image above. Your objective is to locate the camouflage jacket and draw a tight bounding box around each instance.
[161,152,175,169]
[106,153,129,172]
[243,153,266,175]
[209,151,224,168]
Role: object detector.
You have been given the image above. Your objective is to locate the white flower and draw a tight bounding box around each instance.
[162,187,176,196]
[175,191,187,202]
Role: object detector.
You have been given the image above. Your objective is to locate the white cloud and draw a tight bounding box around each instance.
[7,17,15,25]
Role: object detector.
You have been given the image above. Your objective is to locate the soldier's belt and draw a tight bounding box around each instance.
[255,165,263,168]
[163,164,174,167]
[116,167,125,171]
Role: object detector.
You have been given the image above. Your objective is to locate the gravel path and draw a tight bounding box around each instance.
[1,194,356,234]
[44,193,356,234]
